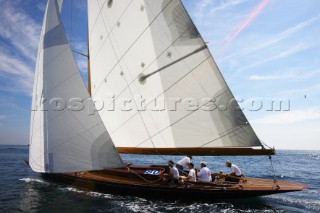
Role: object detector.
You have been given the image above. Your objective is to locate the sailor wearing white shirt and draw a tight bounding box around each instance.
[197,161,212,183]
[187,163,196,182]
[176,155,192,175]
[225,160,242,182]
[168,160,179,184]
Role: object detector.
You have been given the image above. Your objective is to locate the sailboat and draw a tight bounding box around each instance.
[29,0,307,200]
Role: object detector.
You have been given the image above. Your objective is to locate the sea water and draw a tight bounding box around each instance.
[0,145,319,212]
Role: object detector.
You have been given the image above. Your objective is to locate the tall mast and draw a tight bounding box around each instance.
[87,25,92,96]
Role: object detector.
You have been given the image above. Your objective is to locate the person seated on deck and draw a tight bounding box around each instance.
[167,160,179,184]
[225,160,243,183]
[187,163,196,182]
[196,161,212,183]
[176,155,192,176]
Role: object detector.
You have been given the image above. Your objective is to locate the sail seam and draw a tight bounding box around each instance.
[109,55,211,137]
[93,0,164,151]
[90,0,134,62]
[179,0,261,146]
[134,88,231,147]
[88,0,109,37]
[94,0,169,158]
[101,1,194,148]
[97,20,206,120]
[92,0,174,97]
[120,65,167,159]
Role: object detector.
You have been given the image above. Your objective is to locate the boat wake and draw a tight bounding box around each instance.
[60,187,113,199]
[54,185,297,213]
[55,185,229,212]
[267,194,320,213]
[19,178,48,184]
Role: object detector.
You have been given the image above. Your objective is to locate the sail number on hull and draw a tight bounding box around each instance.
[144,170,162,176]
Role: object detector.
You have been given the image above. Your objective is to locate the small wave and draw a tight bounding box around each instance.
[19,178,47,184]
[268,194,320,212]
[308,153,320,160]
[60,187,113,199]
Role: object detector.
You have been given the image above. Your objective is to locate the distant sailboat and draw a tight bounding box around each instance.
[29,0,306,200]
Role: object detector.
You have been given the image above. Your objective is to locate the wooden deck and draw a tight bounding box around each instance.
[43,164,307,200]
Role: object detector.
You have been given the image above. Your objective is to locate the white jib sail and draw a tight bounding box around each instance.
[29,0,123,173]
[88,0,263,151]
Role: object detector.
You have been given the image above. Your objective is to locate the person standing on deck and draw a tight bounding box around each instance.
[225,160,242,182]
[168,160,179,184]
[197,161,212,183]
[176,155,192,176]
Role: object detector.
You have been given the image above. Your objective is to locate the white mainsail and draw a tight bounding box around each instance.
[87,0,272,155]
[29,0,123,173]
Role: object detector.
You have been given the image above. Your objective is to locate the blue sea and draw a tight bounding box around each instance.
[0,145,319,212]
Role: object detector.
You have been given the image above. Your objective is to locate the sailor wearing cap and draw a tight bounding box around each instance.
[225,160,242,182]
[197,161,212,183]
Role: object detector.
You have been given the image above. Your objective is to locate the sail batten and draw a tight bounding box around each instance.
[29,0,123,173]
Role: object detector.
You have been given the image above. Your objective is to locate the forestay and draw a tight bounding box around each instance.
[88,0,273,155]
[29,0,123,173]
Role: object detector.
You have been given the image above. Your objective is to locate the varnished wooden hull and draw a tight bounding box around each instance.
[41,165,307,201]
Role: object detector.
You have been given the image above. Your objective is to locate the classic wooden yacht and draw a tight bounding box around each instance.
[28,0,306,200]
[42,164,307,200]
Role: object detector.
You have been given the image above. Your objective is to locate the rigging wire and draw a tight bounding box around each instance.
[69,0,73,43]
[70,0,85,45]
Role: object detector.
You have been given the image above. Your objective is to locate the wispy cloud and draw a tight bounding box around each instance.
[0,1,88,95]
[249,68,320,81]
[192,0,214,23]
[36,2,47,12]
[210,0,248,13]
[279,84,320,98]
[0,2,41,62]
[239,42,313,72]
[0,2,41,95]
[222,0,270,48]
[221,15,320,61]
[253,107,320,125]
[249,73,295,81]
[0,52,34,79]
[0,48,34,95]
[0,98,22,111]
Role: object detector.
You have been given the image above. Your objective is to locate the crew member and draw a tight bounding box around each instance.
[176,155,192,176]
[168,160,179,184]
[197,161,212,183]
[225,160,243,182]
[187,163,196,182]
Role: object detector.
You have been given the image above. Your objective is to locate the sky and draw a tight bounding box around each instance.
[0,0,319,150]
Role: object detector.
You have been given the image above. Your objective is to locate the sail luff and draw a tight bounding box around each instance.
[29,0,49,173]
